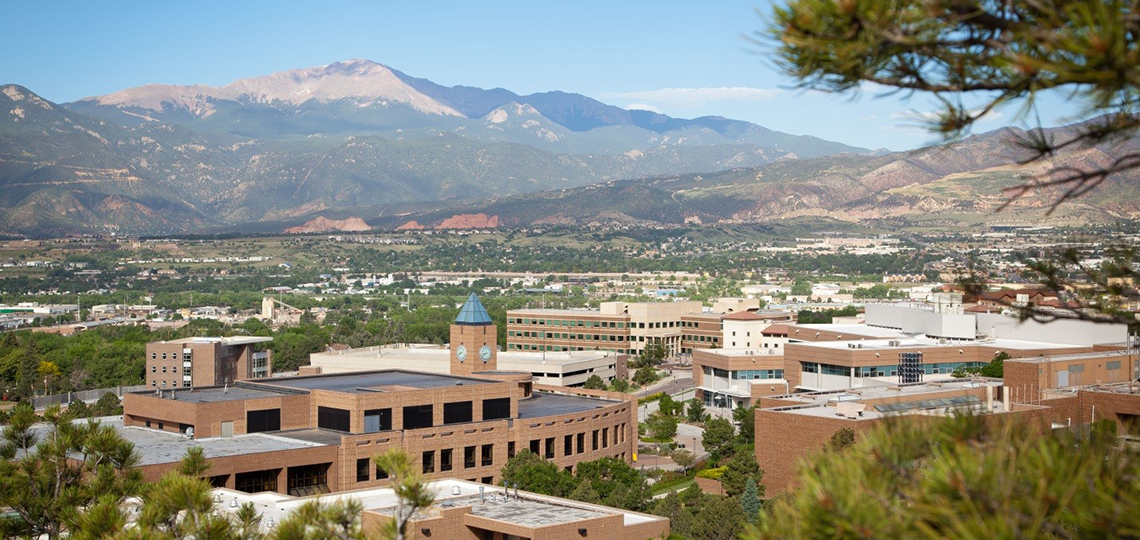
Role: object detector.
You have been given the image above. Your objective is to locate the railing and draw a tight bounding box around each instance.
[31,384,148,409]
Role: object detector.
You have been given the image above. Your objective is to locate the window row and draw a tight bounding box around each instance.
[317,398,512,433]
[510,318,627,328]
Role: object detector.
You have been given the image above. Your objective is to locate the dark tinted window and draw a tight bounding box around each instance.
[403,405,434,430]
[443,401,473,424]
[482,398,511,420]
[247,409,281,433]
[317,407,350,432]
[364,408,391,433]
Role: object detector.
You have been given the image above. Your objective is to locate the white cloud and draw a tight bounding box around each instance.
[606,87,782,108]
[625,103,662,113]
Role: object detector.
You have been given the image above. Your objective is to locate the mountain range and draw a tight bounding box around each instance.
[371,122,1140,231]
[0,59,874,236]
[1,59,1134,236]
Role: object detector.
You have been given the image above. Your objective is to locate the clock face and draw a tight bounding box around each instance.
[456,345,467,362]
[479,345,492,362]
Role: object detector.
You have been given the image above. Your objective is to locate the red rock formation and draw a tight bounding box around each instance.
[435,213,499,229]
[284,216,370,234]
[396,220,425,230]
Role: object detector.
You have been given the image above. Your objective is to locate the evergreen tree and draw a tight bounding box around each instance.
[752,415,1140,539]
[702,417,736,459]
[721,451,764,498]
[582,375,606,390]
[691,496,746,540]
[499,450,577,497]
[0,405,144,539]
[740,478,762,524]
[687,399,706,423]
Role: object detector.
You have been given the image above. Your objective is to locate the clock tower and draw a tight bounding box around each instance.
[450,293,497,376]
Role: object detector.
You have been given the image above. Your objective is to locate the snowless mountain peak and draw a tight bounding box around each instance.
[80,59,462,117]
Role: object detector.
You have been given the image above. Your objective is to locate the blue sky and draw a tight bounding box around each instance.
[3,1,1089,150]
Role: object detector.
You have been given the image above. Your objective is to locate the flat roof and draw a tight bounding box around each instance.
[135,385,295,403]
[34,418,329,466]
[790,324,910,338]
[791,336,1081,352]
[517,392,618,419]
[1005,349,1131,364]
[212,479,666,532]
[160,336,273,346]
[694,347,784,358]
[764,380,1001,408]
[263,370,493,393]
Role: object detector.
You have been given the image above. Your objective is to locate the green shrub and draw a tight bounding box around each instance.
[696,466,726,480]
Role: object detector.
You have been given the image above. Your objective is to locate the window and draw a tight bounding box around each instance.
[508,442,515,458]
[246,409,281,433]
[151,366,156,373]
[403,405,434,430]
[564,435,572,456]
[375,463,388,480]
[481,444,494,466]
[236,470,278,494]
[317,407,351,432]
[576,433,584,454]
[483,399,508,421]
[443,401,473,424]
[162,366,167,373]
[544,437,554,459]
[602,428,609,448]
[357,458,371,482]
[364,409,392,433]
[592,430,599,451]
[422,451,435,474]
[530,439,540,455]
[465,446,476,469]
[286,464,328,497]
[441,449,453,472]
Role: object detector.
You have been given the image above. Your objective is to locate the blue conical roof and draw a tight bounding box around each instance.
[455,293,492,325]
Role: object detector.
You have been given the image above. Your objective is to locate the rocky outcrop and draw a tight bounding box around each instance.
[435,213,499,229]
[396,220,425,230]
[284,216,370,234]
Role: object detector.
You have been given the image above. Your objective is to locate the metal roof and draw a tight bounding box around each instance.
[455,293,493,325]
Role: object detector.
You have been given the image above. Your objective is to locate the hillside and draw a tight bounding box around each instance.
[377,123,1140,230]
[0,59,877,237]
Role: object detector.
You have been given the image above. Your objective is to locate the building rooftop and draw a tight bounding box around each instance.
[212,479,665,532]
[135,384,296,403]
[1004,349,1133,364]
[791,336,1082,352]
[722,311,765,321]
[34,418,329,467]
[261,370,493,393]
[763,380,1003,418]
[455,293,493,325]
[161,336,273,346]
[517,392,619,419]
[693,347,784,358]
[789,324,910,339]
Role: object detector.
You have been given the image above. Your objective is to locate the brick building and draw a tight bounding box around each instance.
[119,295,638,497]
[507,300,792,357]
[754,381,1051,496]
[146,336,272,389]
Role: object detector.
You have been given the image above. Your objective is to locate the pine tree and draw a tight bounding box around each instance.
[740,478,762,523]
